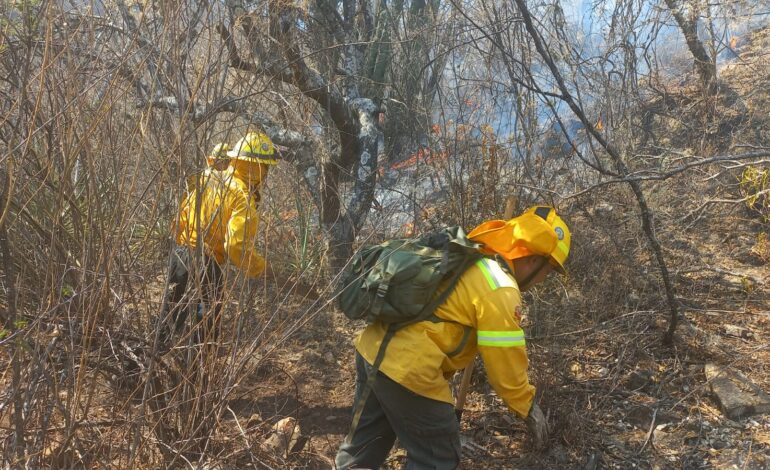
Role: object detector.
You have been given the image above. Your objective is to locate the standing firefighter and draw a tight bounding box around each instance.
[158,133,278,345]
[206,142,231,170]
[335,206,570,469]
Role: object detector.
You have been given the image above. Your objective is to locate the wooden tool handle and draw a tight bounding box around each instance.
[455,195,517,421]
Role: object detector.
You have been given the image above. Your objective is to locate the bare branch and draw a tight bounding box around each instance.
[512,0,682,344]
[215,23,259,73]
[567,150,770,198]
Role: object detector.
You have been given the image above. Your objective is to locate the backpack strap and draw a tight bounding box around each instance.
[369,245,407,317]
[370,279,391,317]
[445,325,473,357]
[344,324,397,443]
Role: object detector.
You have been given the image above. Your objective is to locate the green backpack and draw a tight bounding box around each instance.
[337,226,482,439]
[338,226,481,325]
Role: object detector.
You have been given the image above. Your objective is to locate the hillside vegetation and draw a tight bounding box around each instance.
[1,0,769,468]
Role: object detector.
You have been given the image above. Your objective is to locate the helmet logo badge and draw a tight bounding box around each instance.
[261,143,270,152]
[555,227,564,240]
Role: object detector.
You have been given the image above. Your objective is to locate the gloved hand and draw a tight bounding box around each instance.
[525,403,549,450]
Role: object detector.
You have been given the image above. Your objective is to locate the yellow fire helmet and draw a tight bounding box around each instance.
[206,142,230,167]
[227,131,278,165]
[468,206,570,274]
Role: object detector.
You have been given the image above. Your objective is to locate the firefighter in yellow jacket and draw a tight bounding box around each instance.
[336,206,570,469]
[158,132,278,344]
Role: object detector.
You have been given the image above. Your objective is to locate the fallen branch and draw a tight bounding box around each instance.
[637,408,657,454]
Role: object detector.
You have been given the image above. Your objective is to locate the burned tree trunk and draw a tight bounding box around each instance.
[663,0,718,96]
[223,0,385,270]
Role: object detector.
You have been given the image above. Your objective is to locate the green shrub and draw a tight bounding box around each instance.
[740,165,769,220]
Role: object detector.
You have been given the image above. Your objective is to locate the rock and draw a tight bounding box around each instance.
[710,439,729,450]
[246,413,262,428]
[625,405,678,430]
[547,444,569,463]
[712,448,770,469]
[684,433,701,446]
[719,324,754,340]
[583,452,600,470]
[594,203,614,218]
[263,417,304,456]
[705,363,770,420]
[734,246,766,266]
[653,429,680,449]
[722,420,746,430]
[323,351,335,363]
[627,369,655,390]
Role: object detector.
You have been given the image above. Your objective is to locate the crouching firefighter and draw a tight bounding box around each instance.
[335,206,571,469]
[157,132,279,346]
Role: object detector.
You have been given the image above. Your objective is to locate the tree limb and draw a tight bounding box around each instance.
[215,23,260,73]
[226,0,361,167]
[566,150,770,198]
[512,0,682,345]
[662,0,718,95]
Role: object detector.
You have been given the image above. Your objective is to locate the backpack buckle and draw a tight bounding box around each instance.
[371,281,389,316]
[376,281,389,298]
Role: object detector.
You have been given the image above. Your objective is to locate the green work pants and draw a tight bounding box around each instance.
[158,245,223,344]
[335,353,461,470]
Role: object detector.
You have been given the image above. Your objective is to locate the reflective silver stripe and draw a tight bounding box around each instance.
[477,330,526,347]
[476,258,514,290]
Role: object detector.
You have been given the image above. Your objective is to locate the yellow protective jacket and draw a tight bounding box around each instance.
[356,257,535,418]
[176,166,265,278]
